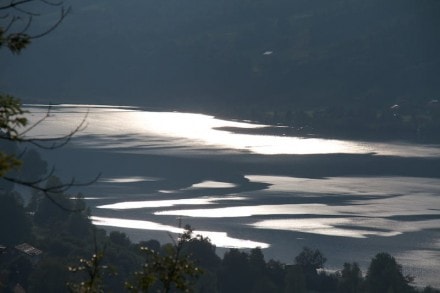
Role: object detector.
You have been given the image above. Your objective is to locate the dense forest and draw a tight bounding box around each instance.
[0,128,438,292]
[1,166,440,293]
[1,0,440,141]
[0,105,438,291]
[0,0,440,141]
[1,0,440,291]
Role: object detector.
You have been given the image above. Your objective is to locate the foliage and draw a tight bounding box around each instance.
[295,246,327,272]
[0,0,84,195]
[182,235,221,271]
[0,193,31,245]
[365,252,415,293]
[0,95,26,176]
[109,231,132,247]
[0,95,27,139]
[127,226,202,293]
[0,30,31,54]
[218,248,252,293]
[28,257,71,292]
[337,262,363,293]
[0,0,70,54]
[2,0,438,139]
[0,151,21,177]
[1,189,439,293]
[1,1,439,292]
[284,264,306,293]
[67,250,113,293]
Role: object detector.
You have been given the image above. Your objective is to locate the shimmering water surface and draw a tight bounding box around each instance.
[23,104,440,287]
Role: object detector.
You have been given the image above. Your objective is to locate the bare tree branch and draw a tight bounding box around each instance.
[17,104,51,136]
[0,0,35,11]
[1,99,95,212]
[21,111,87,149]
[29,5,70,39]
[0,106,89,150]
[3,172,101,212]
[40,0,63,7]
[4,14,18,31]
[0,0,70,53]
[19,14,32,33]
[1,1,98,214]
[12,3,40,16]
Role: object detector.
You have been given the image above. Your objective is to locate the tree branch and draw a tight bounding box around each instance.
[29,5,70,39]
[16,107,88,149]
[2,172,101,212]
[0,0,35,11]
[0,0,70,53]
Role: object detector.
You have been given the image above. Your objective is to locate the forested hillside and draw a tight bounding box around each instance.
[1,0,439,140]
[1,0,439,108]
[1,183,439,292]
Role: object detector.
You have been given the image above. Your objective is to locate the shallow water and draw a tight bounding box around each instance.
[23,104,440,287]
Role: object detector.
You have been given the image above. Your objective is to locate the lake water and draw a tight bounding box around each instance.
[23,104,440,287]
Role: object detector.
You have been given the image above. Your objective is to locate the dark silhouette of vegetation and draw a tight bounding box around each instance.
[2,0,439,142]
[1,0,439,292]
[337,262,363,293]
[1,167,439,292]
[365,252,414,293]
[0,0,70,53]
[126,226,201,293]
[67,242,109,293]
[1,20,95,212]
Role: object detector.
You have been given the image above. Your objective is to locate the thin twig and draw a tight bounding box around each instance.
[39,0,63,7]
[0,0,35,11]
[18,13,32,33]
[18,109,88,149]
[30,5,70,39]
[4,15,19,31]
[12,2,40,16]
[18,104,51,136]
[2,172,101,212]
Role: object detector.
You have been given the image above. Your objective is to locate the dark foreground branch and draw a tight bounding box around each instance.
[0,0,70,53]
[3,172,101,212]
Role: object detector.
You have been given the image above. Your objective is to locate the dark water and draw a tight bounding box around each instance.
[27,105,440,287]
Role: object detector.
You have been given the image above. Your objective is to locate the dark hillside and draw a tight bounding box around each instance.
[1,0,439,115]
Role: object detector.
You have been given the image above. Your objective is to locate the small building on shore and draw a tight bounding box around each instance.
[14,243,42,264]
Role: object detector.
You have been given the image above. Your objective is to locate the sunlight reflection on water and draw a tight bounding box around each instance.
[90,216,269,249]
[151,176,440,239]
[189,180,237,189]
[154,204,329,218]
[23,104,440,157]
[99,176,161,183]
[92,174,440,240]
[97,196,245,209]
[22,104,440,286]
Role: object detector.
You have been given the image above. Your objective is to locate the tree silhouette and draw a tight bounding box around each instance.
[338,262,363,293]
[294,247,327,291]
[294,247,327,272]
[127,226,201,293]
[365,252,414,293]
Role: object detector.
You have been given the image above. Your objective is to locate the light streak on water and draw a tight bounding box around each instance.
[99,176,161,183]
[19,104,440,287]
[154,204,329,218]
[97,196,245,210]
[153,176,440,239]
[189,180,237,189]
[90,216,269,249]
[22,104,440,157]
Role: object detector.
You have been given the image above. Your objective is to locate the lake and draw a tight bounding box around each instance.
[23,104,440,287]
